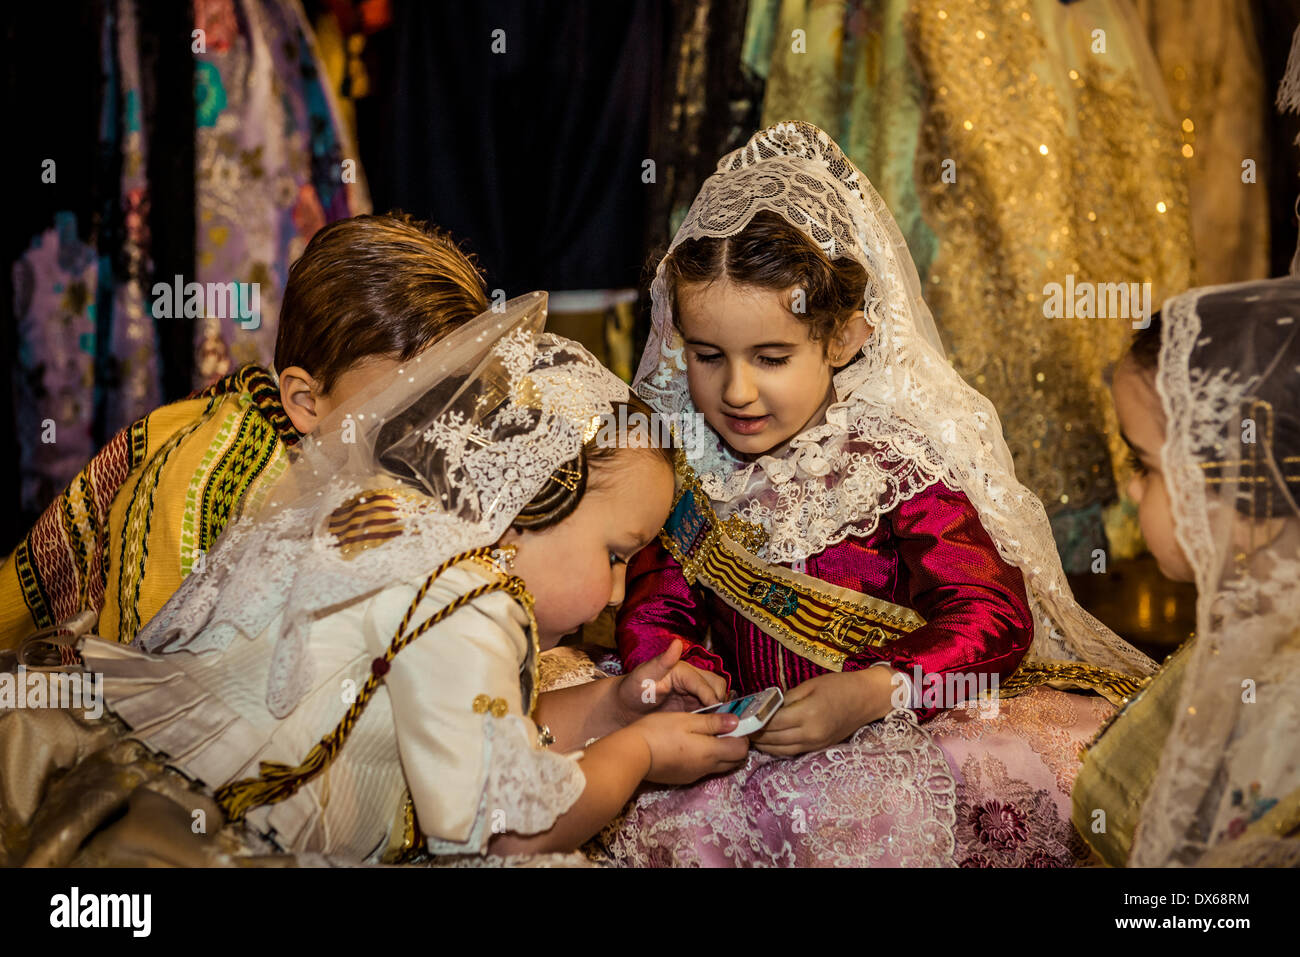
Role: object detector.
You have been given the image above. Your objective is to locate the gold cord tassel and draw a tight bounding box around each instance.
[216,546,529,823]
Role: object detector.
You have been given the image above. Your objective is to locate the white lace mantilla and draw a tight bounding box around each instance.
[1128,278,1300,866]
[635,121,1155,679]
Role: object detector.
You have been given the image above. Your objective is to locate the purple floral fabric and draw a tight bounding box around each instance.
[191,0,369,387]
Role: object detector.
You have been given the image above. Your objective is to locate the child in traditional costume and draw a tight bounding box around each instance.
[0,214,489,650]
[5,293,746,865]
[1074,277,1300,866]
[603,122,1156,867]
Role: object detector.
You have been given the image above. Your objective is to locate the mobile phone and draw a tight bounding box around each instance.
[692,687,784,737]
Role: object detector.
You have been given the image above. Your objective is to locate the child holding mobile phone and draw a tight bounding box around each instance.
[3,293,746,866]
[602,122,1155,868]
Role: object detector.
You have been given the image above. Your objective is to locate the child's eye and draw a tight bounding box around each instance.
[693,352,723,364]
[1127,450,1148,476]
[758,355,790,367]
[609,551,626,567]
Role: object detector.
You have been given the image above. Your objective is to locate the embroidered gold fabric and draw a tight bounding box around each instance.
[384,793,428,865]
[1070,638,1193,865]
[998,659,1152,707]
[908,0,1193,543]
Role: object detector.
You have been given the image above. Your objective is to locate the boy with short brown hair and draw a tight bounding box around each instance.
[1,213,488,649]
[275,212,489,433]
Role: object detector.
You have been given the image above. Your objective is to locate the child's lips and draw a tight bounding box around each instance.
[724,413,770,435]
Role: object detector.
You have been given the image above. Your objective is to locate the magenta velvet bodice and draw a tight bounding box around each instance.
[616,481,1034,721]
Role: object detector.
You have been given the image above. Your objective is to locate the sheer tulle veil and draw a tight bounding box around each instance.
[135,292,630,716]
[1129,278,1300,866]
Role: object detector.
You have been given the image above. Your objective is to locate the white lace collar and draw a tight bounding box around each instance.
[649,358,952,564]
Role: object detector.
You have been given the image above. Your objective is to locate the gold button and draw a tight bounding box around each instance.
[472,694,491,714]
[490,697,509,718]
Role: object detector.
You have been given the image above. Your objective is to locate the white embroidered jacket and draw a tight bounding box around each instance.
[80,560,585,862]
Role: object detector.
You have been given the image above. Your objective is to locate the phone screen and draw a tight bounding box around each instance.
[696,692,765,716]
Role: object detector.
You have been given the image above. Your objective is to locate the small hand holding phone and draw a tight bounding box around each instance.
[692,687,784,737]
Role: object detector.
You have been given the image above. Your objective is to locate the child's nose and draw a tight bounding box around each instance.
[722,364,758,408]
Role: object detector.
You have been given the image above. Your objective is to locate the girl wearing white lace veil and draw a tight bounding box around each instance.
[45,292,749,865]
[603,122,1156,867]
[1075,277,1300,867]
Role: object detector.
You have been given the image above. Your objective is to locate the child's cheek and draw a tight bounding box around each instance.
[1136,484,1160,547]
[573,555,611,626]
[1140,479,1192,582]
[686,362,720,403]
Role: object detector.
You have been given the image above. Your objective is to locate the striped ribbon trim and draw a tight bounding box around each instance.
[327,489,409,558]
[662,452,925,672]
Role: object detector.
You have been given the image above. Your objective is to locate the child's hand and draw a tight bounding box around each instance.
[617,639,728,720]
[751,667,897,757]
[631,710,750,784]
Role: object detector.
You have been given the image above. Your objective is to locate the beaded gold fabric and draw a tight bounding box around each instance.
[908,0,1193,533]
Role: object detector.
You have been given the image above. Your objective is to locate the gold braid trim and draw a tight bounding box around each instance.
[215,546,535,823]
[998,660,1151,706]
[383,792,429,866]
[662,448,926,672]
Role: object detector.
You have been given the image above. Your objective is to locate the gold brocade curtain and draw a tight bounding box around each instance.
[1131,0,1272,286]
[907,0,1194,564]
[752,0,940,284]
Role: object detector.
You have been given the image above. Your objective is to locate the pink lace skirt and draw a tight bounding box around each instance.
[586,684,1111,867]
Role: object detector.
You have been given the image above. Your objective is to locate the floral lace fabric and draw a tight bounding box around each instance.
[482,715,587,837]
[584,684,1109,868]
[932,687,1112,867]
[592,710,958,867]
[424,714,587,856]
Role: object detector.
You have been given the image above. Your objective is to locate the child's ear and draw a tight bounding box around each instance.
[279,365,324,435]
[828,310,870,366]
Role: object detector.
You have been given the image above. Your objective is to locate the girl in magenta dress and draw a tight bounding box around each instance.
[596,122,1156,867]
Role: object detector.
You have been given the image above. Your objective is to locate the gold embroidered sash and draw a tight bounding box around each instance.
[661,452,1147,704]
[660,452,926,672]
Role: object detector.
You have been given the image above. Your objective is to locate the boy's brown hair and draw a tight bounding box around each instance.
[276,212,489,393]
